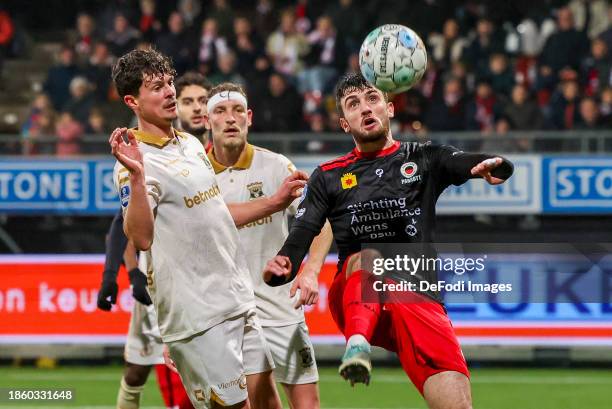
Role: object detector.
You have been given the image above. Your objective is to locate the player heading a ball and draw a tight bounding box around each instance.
[359,24,427,93]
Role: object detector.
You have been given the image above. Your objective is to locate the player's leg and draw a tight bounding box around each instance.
[117,363,152,409]
[169,314,251,409]
[422,371,472,409]
[263,323,320,409]
[119,301,164,409]
[242,310,282,409]
[386,298,471,408]
[281,384,320,409]
[155,364,194,409]
[337,250,383,384]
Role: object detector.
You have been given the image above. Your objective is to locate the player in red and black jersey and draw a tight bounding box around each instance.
[264,73,513,409]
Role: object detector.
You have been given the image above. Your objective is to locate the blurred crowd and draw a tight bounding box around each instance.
[15,0,612,155]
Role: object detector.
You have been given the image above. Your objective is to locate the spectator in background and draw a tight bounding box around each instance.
[325,0,366,50]
[298,15,348,93]
[266,8,309,77]
[156,12,193,74]
[106,13,141,57]
[55,111,83,156]
[466,80,498,133]
[568,0,610,39]
[487,53,515,97]
[582,38,611,96]
[425,77,467,131]
[197,18,228,76]
[504,84,545,130]
[539,7,590,75]
[84,42,114,102]
[137,0,162,42]
[298,15,346,94]
[0,6,14,87]
[209,51,245,85]
[599,5,612,51]
[253,72,303,131]
[70,13,98,65]
[178,0,202,30]
[427,19,467,70]
[548,80,582,129]
[22,93,57,151]
[463,18,506,78]
[231,16,266,81]
[209,0,234,38]
[63,76,95,126]
[85,107,109,134]
[600,86,612,123]
[44,45,80,110]
[576,97,605,129]
[254,0,277,39]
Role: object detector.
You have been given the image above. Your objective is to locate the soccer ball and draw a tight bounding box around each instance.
[359,24,427,93]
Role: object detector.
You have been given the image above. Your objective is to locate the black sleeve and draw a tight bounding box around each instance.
[269,167,330,286]
[431,144,514,187]
[101,210,129,282]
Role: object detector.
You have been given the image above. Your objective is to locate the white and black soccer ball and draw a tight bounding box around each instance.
[359,24,427,93]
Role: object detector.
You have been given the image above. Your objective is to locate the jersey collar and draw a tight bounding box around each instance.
[207,143,254,174]
[352,140,400,159]
[131,127,186,148]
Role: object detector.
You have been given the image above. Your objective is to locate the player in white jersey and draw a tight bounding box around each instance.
[107,72,213,409]
[204,83,333,409]
[109,49,306,409]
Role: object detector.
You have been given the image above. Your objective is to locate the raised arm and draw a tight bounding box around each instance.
[110,128,156,251]
[264,167,330,286]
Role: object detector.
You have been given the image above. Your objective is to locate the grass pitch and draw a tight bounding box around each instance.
[1,365,611,409]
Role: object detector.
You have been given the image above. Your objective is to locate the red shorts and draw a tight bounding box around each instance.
[329,261,470,395]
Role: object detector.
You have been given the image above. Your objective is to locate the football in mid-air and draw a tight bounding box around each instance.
[359,24,427,93]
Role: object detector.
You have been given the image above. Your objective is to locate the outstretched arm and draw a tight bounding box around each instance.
[436,146,514,186]
[226,171,308,226]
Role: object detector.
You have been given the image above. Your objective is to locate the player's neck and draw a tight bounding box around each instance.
[137,118,173,138]
[212,140,245,167]
[354,134,395,154]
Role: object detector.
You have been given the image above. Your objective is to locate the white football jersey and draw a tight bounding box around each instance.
[208,144,303,327]
[114,129,255,342]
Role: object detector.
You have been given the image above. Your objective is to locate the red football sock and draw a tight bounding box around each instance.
[155,364,194,409]
[343,270,381,342]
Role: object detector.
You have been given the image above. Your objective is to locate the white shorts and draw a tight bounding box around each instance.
[124,301,165,366]
[168,309,274,408]
[264,322,319,385]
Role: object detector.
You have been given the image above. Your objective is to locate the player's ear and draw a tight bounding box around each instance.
[203,114,211,130]
[339,116,350,133]
[124,95,138,110]
[387,101,394,119]
[247,109,253,127]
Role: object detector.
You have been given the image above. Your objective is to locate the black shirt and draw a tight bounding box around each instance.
[272,140,513,290]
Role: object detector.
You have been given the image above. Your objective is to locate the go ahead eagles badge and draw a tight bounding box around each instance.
[247,182,265,200]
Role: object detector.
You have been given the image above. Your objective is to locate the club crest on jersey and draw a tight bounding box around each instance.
[197,152,213,170]
[341,173,358,189]
[247,182,265,200]
[400,162,422,184]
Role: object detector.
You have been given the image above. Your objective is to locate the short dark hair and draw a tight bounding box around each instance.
[111,49,176,98]
[208,82,248,100]
[175,71,212,98]
[334,72,387,116]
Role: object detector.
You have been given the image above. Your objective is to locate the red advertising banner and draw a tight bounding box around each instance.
[2,255,611,346]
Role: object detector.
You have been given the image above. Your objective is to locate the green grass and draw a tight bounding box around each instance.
[1,366,611,408]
